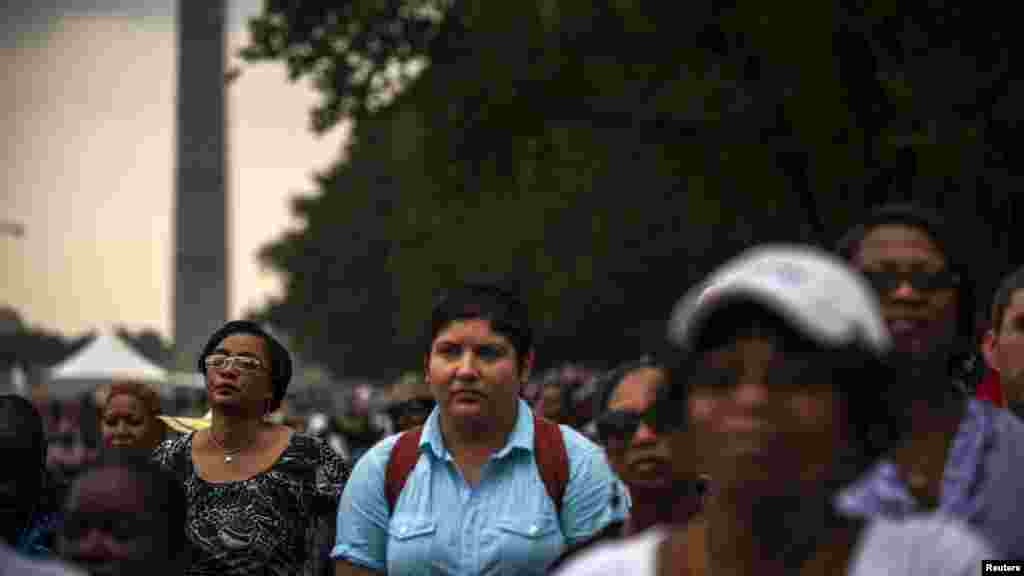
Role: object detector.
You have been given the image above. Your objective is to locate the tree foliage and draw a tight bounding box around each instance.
[243,1,1024,379]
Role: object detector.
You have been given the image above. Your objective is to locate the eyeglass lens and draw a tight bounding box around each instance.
[206,355,262,371]
[862,269,958,293]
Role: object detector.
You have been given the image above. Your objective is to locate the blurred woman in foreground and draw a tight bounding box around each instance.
[557,245,995,576]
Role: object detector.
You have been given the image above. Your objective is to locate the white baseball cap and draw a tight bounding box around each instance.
[668,245,891,354]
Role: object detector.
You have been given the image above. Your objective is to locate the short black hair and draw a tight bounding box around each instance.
[991,264,1024,332]
[0,394,46,469]
[836,203,977,385]
[198,320,292,412]
[73,447,189,560]
[592,356,665,418]
[836,203,975,343]
[428,282,533,363]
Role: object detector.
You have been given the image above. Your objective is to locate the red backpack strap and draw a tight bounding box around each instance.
[385,426,424,514]
[533,416,570,516]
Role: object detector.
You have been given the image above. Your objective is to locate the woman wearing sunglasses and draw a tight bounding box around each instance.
[153,320,350,576]
[592,357,705,536]
[556,246,993,576]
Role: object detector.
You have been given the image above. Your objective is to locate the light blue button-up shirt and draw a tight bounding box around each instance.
[332,399,626,575]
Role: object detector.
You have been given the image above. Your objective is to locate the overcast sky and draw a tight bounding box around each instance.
[1,0,350,340]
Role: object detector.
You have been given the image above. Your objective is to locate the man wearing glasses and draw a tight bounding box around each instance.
[835,203,1024,558]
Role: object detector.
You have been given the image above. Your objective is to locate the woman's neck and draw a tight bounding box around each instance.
[703,489,851,576]
[210,409,264,451]
[625,481,693,535]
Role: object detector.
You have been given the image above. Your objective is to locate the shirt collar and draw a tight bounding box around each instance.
[835,397,994,519]
[420,399,534,460]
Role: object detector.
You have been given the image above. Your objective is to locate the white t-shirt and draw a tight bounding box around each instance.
[554,515,994,576]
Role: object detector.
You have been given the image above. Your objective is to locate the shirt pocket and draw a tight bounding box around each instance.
[493,514,564,575]
[386,515,438,574]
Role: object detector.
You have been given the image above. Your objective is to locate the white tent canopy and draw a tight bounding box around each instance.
[47,330,168,399]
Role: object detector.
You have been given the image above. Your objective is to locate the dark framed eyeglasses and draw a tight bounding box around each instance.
[386,397,436,420]
[861,268,960,295]
[204,354,266,373]
[595,406,661,445]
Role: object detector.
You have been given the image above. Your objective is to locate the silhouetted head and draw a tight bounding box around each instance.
[0,394,47,545]
[59,448,187,576]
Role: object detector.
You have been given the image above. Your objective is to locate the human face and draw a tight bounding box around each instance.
[687,327,846,500]
[101,395,161,451]
[205,333,274,414]
[541,383,563,421]
[387,397,436,432]
[60,467,165,576]
[986,289,1024,404]
[603,367,672,489]
[854,224,958,360]
[426,318,532,427]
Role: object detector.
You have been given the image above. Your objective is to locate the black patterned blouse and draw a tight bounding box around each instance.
[152,431,350,576]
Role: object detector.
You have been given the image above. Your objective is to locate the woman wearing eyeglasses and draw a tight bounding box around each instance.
[152,320,351,576]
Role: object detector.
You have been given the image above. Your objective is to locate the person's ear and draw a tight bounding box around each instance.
[982,328,1000,373]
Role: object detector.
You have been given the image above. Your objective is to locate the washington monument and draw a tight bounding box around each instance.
[173,0,228,367]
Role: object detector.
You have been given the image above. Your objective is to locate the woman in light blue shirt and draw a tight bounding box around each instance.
[332,282,625,576]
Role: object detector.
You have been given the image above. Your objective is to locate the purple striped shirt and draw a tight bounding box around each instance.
[836,398,992,521]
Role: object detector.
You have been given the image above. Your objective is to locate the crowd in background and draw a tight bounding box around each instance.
[4,202,1024,575]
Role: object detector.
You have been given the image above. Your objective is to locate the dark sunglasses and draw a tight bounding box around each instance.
[861,268,959,294]
[386,397,436,420]
[595,406,661,444]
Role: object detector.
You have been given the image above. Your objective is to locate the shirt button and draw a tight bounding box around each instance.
[400,525,407,535]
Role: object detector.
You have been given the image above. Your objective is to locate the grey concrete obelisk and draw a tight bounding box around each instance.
[173,0,228,369]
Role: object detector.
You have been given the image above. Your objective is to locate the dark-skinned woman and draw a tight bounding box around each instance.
[153,320,350,575]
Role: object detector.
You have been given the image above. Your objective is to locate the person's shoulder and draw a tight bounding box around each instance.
[853,515,994,574]
[151,431,192,468]
[289,432,352,471]
[553,527,668,576]
[557,423,603,456]
[348,431,406,474]
[978,401,1024,469]
[988,401,1024,437]
[287,431,329,455]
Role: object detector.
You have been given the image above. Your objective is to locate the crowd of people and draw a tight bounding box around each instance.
[3,202,1023,575]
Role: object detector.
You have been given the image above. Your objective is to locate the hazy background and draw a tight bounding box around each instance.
[1,0,349,340]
